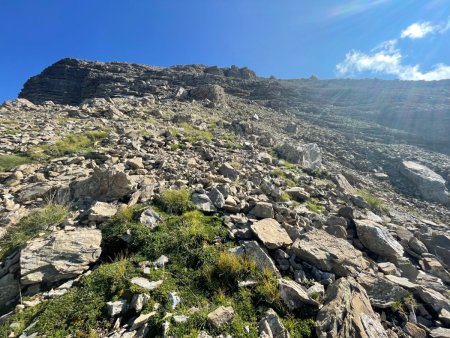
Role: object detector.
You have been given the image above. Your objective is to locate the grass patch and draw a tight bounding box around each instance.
[306,198,325,214]
[271,169,285,178]
[102,207,313,337]
[0,119,17,125]
[0,203,69,260]
[169,143,187,151]
[279,159,295,169]
[357,189,385,211]
[158,189,195,215]
[280,192,291,202]
[28,130,109,159]
[4,204,316,337]
[0,154,33,172]
[282,317,315,338]
[171,122,213,142]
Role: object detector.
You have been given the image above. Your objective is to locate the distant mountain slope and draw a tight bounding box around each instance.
[19,58,450,153]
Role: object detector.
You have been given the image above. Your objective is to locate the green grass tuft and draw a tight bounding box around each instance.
[158,189,195,215]
[306,198,325,214]
[0,203,69,260]
[357,189,385,211]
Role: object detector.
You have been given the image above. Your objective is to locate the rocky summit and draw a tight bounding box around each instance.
[0,58,450,338]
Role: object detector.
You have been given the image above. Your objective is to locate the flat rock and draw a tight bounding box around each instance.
[139,207,163,229]
[191,193,216,213]
[292,229,368,277]
[131,277,163,291]
[276,142,322,169]
[415,286,450,312]
[430,327,450,338]
[250,218,292,249]
[218,163,239,180]
[20,228,102,285]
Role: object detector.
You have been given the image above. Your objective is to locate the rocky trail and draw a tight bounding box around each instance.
[0,59,450,337]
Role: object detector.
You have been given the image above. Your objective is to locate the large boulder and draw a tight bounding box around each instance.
[250,218,292,249]
[292,229,368,277]
[418,233,450,270]
[276,143,322,169]
[316,277,389,338]
[400,161,450,205]
[20,228,102,285]
[249,202,274,219]
[71,166,135,202]
[190,84,227,105]
[355,219,404,258]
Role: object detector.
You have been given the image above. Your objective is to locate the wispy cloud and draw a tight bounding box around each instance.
[336,18,450,80]
[328,0,390,18]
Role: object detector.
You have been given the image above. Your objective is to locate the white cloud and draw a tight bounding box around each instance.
[400,22,436,39]
[336,40,450,81]
[400,18,450,39]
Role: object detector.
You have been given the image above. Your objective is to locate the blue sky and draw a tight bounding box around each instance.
[1,0,449,102]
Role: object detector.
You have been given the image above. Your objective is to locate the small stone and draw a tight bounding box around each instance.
[219,163,239,180]
[126,157,144,169]
[130,311,156,330]
[140,208,163,229]
[207,306,235,329]
[130,293,150,313]
[107,299,128,317]
[278,278,319,309]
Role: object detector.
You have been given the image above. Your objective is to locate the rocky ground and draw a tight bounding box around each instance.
[0,59,450,337]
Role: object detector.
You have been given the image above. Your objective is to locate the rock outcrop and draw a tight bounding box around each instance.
[316,277,389,338]
[20,228,102,285]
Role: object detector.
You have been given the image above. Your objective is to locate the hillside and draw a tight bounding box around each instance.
[0,58,449,337]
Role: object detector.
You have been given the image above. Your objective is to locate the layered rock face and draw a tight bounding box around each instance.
[19,58,257,105]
